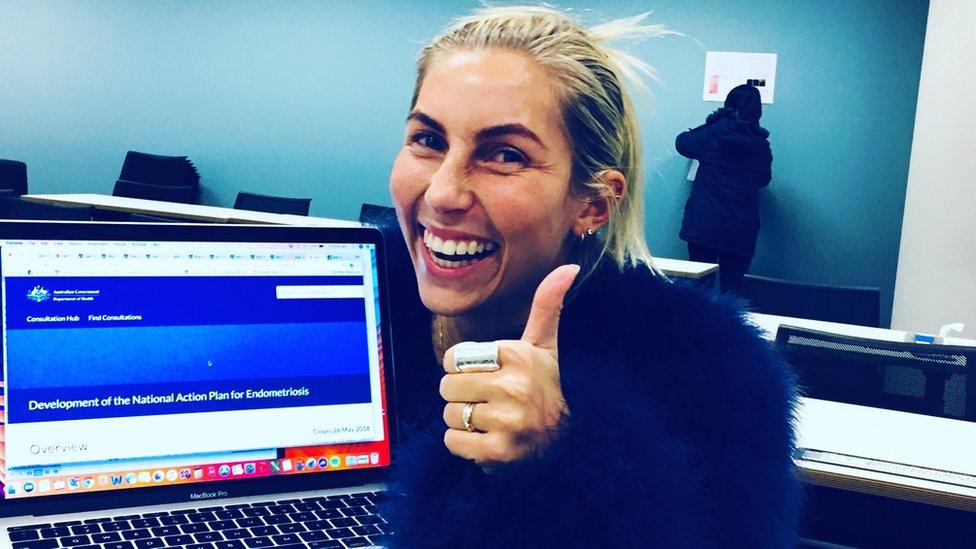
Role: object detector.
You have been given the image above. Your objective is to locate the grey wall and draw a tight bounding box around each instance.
[893,0,976,338]
[0,0,930,325]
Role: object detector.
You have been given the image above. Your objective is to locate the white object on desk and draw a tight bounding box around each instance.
[941,322,966,338]
[22,194,361,227]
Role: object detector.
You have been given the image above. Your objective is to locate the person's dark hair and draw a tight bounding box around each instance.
[705,84,767,135]
[724,84,762,122]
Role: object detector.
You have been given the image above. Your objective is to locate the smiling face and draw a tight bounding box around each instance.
[390,48,592,323]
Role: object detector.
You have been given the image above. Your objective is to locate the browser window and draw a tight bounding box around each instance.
[0,239,390,499]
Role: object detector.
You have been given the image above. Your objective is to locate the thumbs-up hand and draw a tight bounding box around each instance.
[440,264,580,469]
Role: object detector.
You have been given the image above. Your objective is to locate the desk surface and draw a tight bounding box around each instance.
[651,257,718,278]
[749,313,976,347]
[23,193,361,227]
[749,313,976,511]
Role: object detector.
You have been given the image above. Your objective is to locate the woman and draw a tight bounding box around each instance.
[379,7,798,547]
[677,84,773,296]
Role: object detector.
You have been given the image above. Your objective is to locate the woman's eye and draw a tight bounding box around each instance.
[410,131,446,152]
[487,147,528,165]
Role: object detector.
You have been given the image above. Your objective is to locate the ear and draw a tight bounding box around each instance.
[572,170,626,237]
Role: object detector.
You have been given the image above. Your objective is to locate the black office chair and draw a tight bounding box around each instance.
[358,203,396,225]
[776,326,974,420]
[0,196,94,221]
[0,159,29,196]
[126,212,183,223]
[741,274,881,327]
[113,180,197,204]
[233,192,312,216]
[112,150,200,204]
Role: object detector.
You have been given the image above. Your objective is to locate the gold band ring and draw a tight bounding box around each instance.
[461,402,477,432]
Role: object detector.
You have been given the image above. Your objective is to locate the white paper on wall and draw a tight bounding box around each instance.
[686,159,700,181]
[703,51,777,104]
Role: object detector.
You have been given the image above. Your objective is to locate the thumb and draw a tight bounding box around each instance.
[521,264,581,350]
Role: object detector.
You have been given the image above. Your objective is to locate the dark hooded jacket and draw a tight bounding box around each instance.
[677,84,772,257]
[371,215,800,548]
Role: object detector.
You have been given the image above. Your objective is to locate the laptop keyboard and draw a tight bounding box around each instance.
[6,492,390,549]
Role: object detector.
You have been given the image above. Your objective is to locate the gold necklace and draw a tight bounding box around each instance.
[432,314,452,364]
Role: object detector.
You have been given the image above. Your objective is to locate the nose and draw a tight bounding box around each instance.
[425,153,475,214]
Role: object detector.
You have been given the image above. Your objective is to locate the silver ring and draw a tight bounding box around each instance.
[453,341,500,373]
[461,402,477,432]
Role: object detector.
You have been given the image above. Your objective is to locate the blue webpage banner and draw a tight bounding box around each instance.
[7,375,371,423]
[2,275,375,424]
[4,276,364,329]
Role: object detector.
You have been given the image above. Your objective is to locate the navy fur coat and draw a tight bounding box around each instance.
[375,220,800,547]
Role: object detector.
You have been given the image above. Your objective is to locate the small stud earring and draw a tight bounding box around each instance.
[579,228,594,242]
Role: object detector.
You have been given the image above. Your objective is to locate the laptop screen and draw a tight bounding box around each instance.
[0,235,391,500]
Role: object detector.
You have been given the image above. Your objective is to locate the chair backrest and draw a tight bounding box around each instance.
[358,203,397,225]
[113,180,197,204]
[776,325,975,421]
[118,151,200,188]
[0,197,94,221]
[741,274,881,327]
[0,159,29,196]
[233,192,311,216]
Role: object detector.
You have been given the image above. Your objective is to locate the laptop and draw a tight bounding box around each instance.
[0,220,397,549]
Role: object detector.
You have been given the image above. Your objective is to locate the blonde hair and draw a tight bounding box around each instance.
[411,5,667,270]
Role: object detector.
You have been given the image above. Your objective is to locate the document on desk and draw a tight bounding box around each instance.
[794,397,976,491]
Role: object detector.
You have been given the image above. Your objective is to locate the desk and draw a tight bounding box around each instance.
[22,193,360,227]
[749,313,975,347]
[749,313,976,512]
[651,257,718,279]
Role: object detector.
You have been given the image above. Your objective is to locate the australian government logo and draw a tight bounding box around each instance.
[26,286,51,303]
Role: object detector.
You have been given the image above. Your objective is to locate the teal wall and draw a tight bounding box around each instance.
[0,1,928,325]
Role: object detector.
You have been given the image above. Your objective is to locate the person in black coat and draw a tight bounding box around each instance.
[677,84,772,295]
[377,6,799,547]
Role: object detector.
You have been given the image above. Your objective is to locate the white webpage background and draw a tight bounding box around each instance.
[5,404,379,468]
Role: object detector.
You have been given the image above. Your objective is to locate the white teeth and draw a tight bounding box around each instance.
[430,236,444,253]
[423,228,498,262]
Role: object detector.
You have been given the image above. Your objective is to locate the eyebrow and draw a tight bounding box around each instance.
[477,124,546,150]
[407,111,547,150]
[406,112,445,135]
